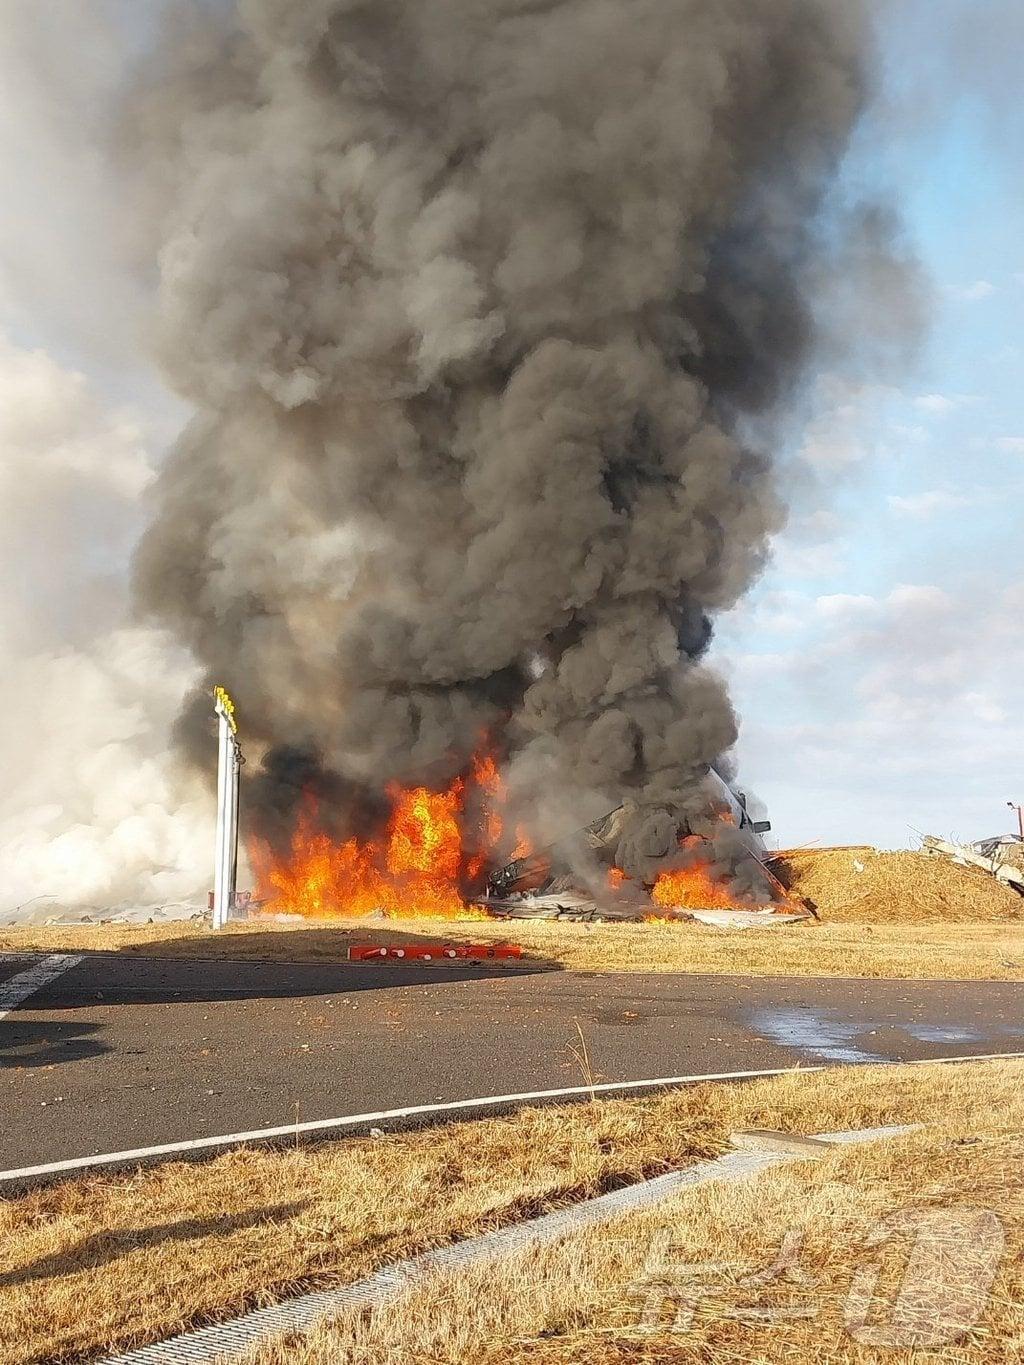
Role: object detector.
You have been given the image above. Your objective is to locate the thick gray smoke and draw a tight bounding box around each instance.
[131,0,895,884]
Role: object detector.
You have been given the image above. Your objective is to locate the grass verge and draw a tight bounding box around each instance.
[254,1100,1023,1364]
[1,916,1023,981]
[0,1059,1020,1364]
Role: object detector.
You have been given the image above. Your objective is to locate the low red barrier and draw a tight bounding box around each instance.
[347,941,522,962]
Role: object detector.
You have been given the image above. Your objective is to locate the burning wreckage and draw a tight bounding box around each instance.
[479,771,800,925]
[246,750,805,927]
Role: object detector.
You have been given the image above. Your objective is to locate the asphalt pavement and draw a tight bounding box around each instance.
[1,950,1023,1172]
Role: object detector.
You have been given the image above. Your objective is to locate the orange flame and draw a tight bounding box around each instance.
[249,747,530,921]
[647,832,772,913]
[251,759,769,925]
[650,862,744,911]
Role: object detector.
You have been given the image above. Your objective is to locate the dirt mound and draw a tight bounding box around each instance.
[773,847,1024,923]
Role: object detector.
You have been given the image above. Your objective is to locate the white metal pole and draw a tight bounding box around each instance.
[212,711,231,928]
[229,736,240,902]
[212,687,239,930]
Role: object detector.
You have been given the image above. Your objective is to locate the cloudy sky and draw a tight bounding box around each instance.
[0,0,1020,891]
[717,0,1024,847]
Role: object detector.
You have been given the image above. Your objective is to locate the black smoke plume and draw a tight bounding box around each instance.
[132,0,909,885]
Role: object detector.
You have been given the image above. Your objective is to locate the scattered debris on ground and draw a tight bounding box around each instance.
[922,833,1024,892]
[0,901,205,928]
[481,891,809,928]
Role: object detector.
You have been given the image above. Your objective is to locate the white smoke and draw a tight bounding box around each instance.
[0,334,211,917]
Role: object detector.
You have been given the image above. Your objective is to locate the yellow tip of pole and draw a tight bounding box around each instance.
[213,685,238,734]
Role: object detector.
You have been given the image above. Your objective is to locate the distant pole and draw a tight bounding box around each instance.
[213,686,241,929]
[1009,802,1024,842]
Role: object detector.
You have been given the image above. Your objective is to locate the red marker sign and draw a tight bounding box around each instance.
[348,941,522,963]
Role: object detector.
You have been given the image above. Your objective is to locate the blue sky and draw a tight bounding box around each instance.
[0,1,1021,878]
[717,1,1024,846]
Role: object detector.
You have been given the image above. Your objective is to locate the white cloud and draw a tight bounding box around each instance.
[720,650,795,682]
[814,592,877,620]
[996,437,1024,455]
[962,691,1009,726]
[771,539,846,580]
[763,487,850,584]
[792,508,841,538]
[800,427,865,471]
[720,589,810,639]
[891,422,929,444]
[886,488,969,520]
[912,392,981,416]
[719,579,1024,847]
[952,279,995,301]
[885,582,955,617]
[914,393,956,415]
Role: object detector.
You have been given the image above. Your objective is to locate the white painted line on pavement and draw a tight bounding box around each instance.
[2,1049,1022,1186]
[0,953,83,1021]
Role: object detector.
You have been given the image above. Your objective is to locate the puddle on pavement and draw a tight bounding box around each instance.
[749,1007,882,1062]
[907,1024,983,1044]
[749,1007,1024,1063]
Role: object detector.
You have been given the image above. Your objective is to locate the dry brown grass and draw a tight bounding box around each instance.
[776,846,1024,922]
[248,1069,1024,1365]
[2,914,1023,982]
[0,1059,1021,1365]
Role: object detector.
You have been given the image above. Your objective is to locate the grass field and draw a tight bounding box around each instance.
[0,1059,1020,1365]
[252,1077,1023,1365]
[2,914,1022,981]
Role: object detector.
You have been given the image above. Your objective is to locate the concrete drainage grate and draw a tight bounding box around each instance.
[96,1124,916,1365]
